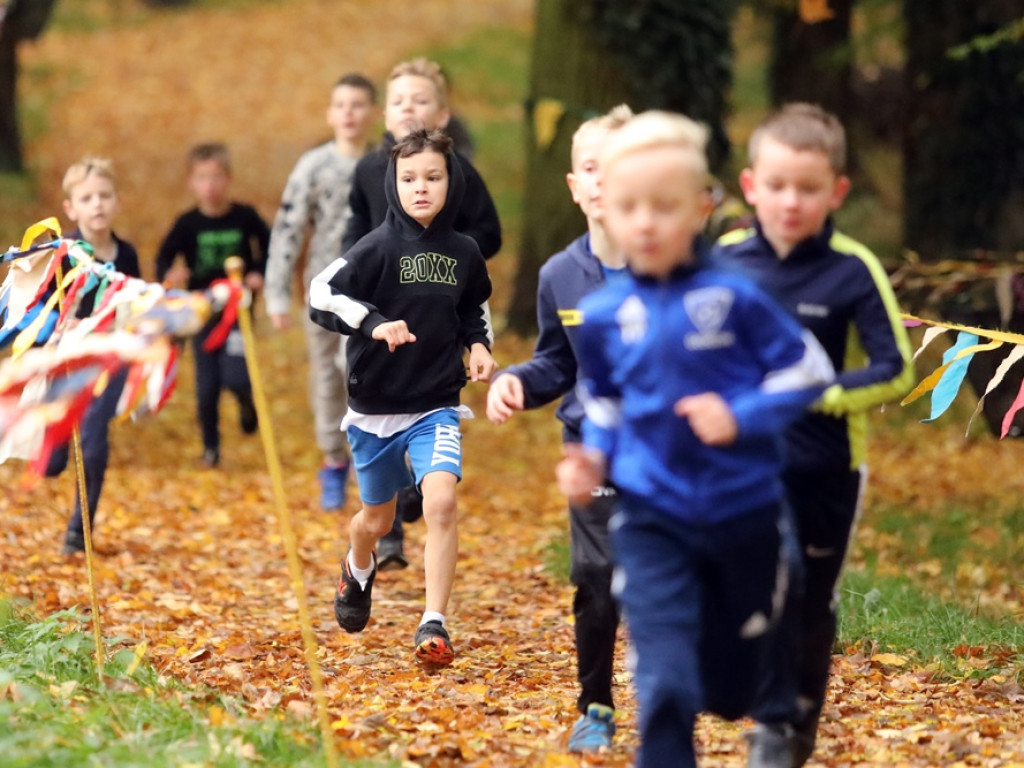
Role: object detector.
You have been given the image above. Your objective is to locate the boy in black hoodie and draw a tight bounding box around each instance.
[310,129,496,667]
[344,57,502,570]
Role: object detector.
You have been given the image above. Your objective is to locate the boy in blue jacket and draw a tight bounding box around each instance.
[557,111,834,768]
[714,103,914,766]
[487,105,632,753]
[309,128,496,667]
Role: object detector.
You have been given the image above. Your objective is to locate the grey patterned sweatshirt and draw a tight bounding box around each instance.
[265,141,362,316]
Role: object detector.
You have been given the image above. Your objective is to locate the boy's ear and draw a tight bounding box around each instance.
[566,172,581,203]
[61,198,77,222]
[738,168,757,205]
[436,106,451,130]
[831,174,852,210]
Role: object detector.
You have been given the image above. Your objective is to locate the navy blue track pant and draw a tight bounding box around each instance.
[610,500,796,768]
[46,367,129,547]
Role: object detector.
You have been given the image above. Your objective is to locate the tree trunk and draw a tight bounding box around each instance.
[903,0,1024,260]
[0,14,22,173]
[507,0,735,336]
[505,0,632,336]
[768,0,856,169]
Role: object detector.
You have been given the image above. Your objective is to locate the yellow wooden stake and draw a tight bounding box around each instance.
[224,257,338,768]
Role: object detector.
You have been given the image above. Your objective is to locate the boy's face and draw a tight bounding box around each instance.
[739,136,850,255]
[188,158,231,211]
[566,126,610,223]
[326,84,376,144]
[63,171,119,237]
[603,146,711,279]
[396,150,449,228]
[385,74,450,140]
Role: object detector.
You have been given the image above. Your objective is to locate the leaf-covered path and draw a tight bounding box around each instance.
[6,1,1024,765]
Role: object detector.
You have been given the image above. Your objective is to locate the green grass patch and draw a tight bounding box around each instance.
[838,568,1024,680]
[542,531,572,585]
[0,599,389,768]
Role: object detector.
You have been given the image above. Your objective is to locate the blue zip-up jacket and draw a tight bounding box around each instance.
[498,234,606,441]
[575,256,834,524]
[713,220,914,471]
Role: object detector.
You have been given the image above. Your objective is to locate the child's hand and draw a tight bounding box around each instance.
[556,443,606,505]
[486,373,524,423]
[269,314,290,330]
[673,392,738,446]
[164,262,191,289]
[468,343,498,383]
[244,272,264,292]
[372,320,416,351]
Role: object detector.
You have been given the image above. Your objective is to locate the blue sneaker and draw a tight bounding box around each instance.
[318,463,349,511]
[568,703,615,753]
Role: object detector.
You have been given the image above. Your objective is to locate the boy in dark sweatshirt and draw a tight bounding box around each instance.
[310,128,496,667]
[486,105,632,754]
[343,57,502,569]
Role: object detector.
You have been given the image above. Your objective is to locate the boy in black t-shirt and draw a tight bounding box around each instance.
[155,143,270,467]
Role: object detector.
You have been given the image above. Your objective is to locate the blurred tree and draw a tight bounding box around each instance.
[508,0,737,335]
[904,2,1024,259]
[0,0,57,173]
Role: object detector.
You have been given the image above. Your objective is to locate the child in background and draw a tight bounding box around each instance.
[310,128,496,667]
[713,103,914,766]
[265,73,378,510]
[343,56,502,571]
[155,142,270,468]
[47,157,141,554]
[556,111,834,768]
[486,105,632,753]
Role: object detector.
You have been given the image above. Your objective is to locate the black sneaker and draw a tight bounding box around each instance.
[397,484,423,523]
[60,538,86,556]
[377,534,409,572]
[414,620,454,667]
[238,394,258,434]
[334,552,376,633]
[201,447,220,467]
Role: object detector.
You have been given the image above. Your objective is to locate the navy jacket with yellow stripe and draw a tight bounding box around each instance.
[498,234,606,442]
[713,220,914,471]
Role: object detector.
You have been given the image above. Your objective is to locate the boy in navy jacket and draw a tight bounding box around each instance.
[557,111,834,768]
[47,157,141,555]
[310,129,496,667]
[713,103,914,766]
[486,105,632,753]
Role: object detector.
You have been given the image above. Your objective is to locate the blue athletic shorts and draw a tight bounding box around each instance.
[347,409,463,505]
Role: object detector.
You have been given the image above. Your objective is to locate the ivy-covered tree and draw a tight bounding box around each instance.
[507,0,737,335]
[0,0,57,173]
[903,2,1024,259]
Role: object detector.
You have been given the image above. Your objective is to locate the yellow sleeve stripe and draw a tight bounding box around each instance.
[825,232,917,419]
[558,309,583,326]
[715,227,756,247]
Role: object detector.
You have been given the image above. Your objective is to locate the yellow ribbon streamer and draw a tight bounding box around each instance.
[19,217,61,251]
[901,339,1003,406]
[11,265,82,359]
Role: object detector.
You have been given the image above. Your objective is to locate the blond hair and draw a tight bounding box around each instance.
[570,104,635,167]
[62,157,116,198]
[600,110,709,183]
[748,102,846,174]
[387,57,448,108]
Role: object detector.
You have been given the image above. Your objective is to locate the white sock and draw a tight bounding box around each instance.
[420,611,445,628]
[348,551,375,590]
